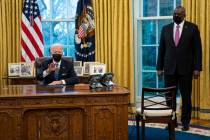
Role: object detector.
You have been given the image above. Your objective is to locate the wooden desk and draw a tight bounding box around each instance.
[3,76,89,85]
[3,76,37,85]
[0,85,129,140]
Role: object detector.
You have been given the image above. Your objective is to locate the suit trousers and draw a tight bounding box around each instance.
[164,73,192,126]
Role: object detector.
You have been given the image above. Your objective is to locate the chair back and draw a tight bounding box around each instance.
[141,86,176,115]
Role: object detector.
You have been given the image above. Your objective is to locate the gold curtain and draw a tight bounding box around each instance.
[0,0,22,85]
[183,0,210,120]
[93,0,134,103]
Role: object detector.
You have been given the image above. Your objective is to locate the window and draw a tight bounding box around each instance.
[134,0,181,100]
[38,0,78,57]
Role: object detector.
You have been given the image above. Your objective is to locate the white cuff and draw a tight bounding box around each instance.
[61,80,66,85]
[43,70,50,77]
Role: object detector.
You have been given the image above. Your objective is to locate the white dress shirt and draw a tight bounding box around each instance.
[173,20,185,42]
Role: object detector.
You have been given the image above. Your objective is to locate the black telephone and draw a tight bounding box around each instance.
[100,73,114,87]
[88,74,103,89]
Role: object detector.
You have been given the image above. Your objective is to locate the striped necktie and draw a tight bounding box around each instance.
[54,63,59,80]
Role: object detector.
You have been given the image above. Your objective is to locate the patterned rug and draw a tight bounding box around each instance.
[128,120,210,137]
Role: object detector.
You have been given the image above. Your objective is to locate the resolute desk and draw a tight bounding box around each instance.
[0,85,129,140]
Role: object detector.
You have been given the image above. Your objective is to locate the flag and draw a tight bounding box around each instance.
[78,23,88,39]
[75,0,95,62]
[21,0,44,62]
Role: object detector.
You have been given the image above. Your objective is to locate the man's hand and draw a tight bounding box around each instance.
[157,70,163,76]
[193,70,200,79]
[46,63,56,73]
[48,80,62,85]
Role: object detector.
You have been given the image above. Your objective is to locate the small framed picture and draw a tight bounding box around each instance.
[20,62,35,77]
[74,61,82,67]
[23,85,36,95]
[89,64,106,75]
[74,66,83,76]
[83,62,99,74]
[8,63,20,77]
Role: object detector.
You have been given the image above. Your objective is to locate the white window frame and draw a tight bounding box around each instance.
[133,0,178,102]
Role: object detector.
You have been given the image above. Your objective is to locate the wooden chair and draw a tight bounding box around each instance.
[136,86,176,140]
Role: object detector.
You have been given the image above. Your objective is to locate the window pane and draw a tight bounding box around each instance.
[52,0,67,19]
[176,0,181,7]
[69,1,78,18]
[62,46,68,56]
[158,74,164,88]
[142,20,156,45]
[158,19,172,42]
[38,0,51,19]
[160,0,174,16]
[42,22,51,45]
[68,22,75,45]
[142,46,156,70]
[44,46,50,56]
[143,0,157,16]
[52,22,68,45]
[142,72,156,88]
[67,45,76,58]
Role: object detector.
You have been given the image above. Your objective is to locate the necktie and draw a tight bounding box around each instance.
[54,63,59,80]
[175,25,180,47]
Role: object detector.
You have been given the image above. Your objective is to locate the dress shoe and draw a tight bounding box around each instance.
[182,125,189,131]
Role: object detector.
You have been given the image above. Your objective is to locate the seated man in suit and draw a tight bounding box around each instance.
[36,43,79,85]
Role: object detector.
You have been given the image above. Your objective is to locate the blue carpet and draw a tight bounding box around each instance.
[128,125,210,140]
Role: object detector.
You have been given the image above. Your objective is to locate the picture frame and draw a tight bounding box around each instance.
[83,62,99,74]
[89,64,106,75]
[8,63,20,77]
[74,66,83,76]
[20,62,35,77]
[23,85,36,95]
[74,61,82,67]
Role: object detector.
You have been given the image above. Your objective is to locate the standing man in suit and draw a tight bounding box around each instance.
[157,6,202,131]
[37,43,79,85]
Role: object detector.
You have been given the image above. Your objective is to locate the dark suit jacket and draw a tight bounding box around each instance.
[157,21,202,75]
[36,58,79,85]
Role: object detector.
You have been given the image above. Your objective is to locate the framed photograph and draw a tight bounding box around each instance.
[8,63,20,77]
[89,64,106,75]
[74,66,83,76]
[83,62,99,74]
[74,61,82,67]
[23,85,36,95]
[20,62,35,77]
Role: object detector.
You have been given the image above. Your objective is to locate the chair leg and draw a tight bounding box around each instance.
[136,114,140,140]
[168,122,175,140]
[168,123,171,139]
[141,121,145,140]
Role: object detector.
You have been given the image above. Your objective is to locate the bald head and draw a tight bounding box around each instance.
[50,43,63,55]
[173,6,186,24]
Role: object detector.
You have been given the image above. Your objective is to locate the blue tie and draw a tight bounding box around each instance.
[54,63,59,80]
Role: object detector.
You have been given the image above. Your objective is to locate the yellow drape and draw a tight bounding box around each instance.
[0,0,22,86]
[93,0,134,103]
[183,0,210,120]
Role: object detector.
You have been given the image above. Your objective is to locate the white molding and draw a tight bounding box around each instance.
[137,16,172,20]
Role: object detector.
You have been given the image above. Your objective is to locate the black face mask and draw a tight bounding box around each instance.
[52,54,62,62]
[173,15,183,25]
